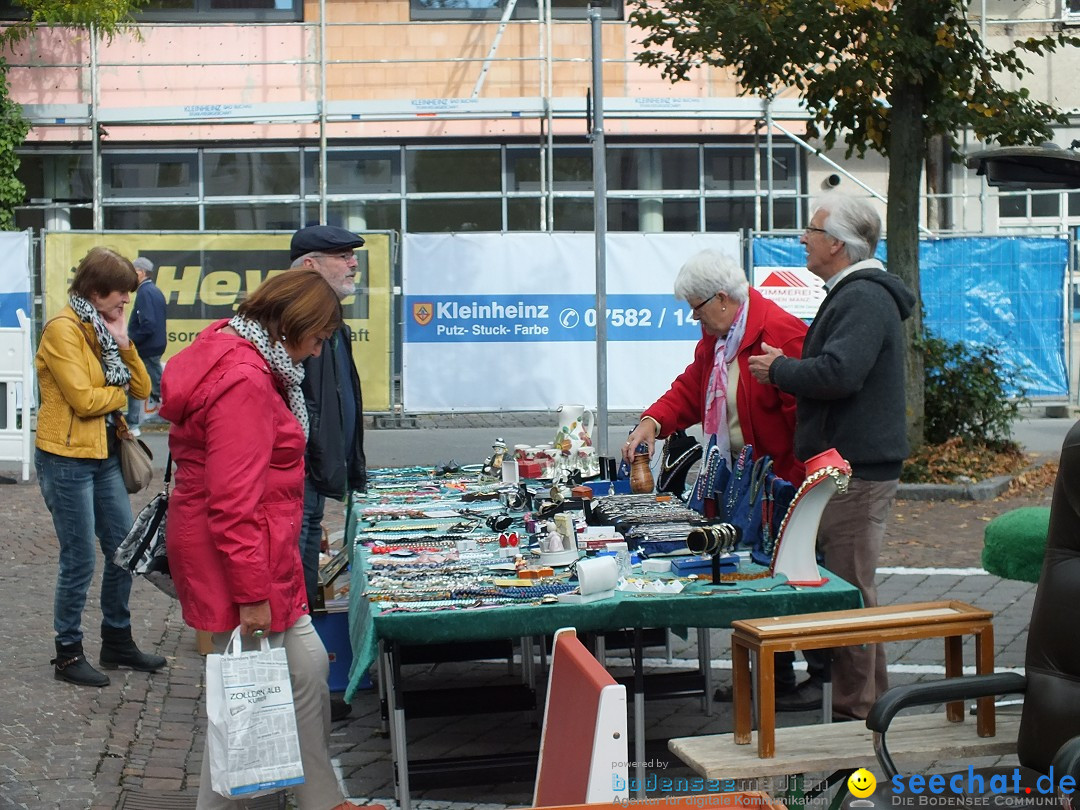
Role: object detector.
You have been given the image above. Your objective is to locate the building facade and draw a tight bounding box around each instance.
[4,0,1080,238]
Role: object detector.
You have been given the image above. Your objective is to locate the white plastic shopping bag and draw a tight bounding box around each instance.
[205,627,305,798]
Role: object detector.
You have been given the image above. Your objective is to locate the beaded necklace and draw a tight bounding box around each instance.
[689,444,723,508]
[724,446,753,518]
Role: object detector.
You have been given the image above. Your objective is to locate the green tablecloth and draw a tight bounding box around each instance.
[344,552,861,700]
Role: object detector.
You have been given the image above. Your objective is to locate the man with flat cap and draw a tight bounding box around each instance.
[290,225,368,720]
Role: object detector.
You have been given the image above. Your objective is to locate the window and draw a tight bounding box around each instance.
[0,0,302,21]
[327,201,402,233]
[205,152,300,197]
[104,206,200,230]
[704,147,798,192]
[19,153,93,207]
[507,198,543,230]
[705,199,798,232]
[407,149,501,193]
[609,199,699,232]
[134,0,301,22]
[506,148,543,192]
[410,0,622,21]
[998,190,1064,220]
[204,203,300,230]
[103,153,198,199]
[406,199,502,232]
[17,140,805,235]
[305,150,401,196]
[553,199,594,231]
[552,149,593,191]
[608,147,698,191]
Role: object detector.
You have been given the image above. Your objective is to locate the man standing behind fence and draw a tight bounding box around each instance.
[126,257,166,435]
[748,193,915,721]
[290,225,368,721]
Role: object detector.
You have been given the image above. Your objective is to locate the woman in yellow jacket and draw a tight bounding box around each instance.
[36,247,167,687]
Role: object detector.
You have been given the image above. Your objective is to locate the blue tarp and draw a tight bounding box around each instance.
[752,236,1068,398]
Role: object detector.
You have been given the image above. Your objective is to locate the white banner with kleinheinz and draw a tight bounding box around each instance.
[402,232,740,412]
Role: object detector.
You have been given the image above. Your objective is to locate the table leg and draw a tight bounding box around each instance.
[821,656,833,724]
[633,628,645,798]
[975,625,996,737]
[384,643,411,810]
[521,636,535,689]
[756,645,776,758]
[732,637,752,745]
[944,635,963,722]
[377,640,389,736]
[698,628,713,716]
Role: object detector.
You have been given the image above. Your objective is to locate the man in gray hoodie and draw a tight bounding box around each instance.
[749,192,916,720]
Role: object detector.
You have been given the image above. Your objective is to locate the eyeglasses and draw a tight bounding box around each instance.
[803,226,828,236]
[312,251,357,262]
[691,293,719,316]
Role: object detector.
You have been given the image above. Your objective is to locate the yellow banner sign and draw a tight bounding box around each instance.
[43,232,393,411]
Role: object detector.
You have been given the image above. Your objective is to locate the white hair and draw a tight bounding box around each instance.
[672,249,749,304]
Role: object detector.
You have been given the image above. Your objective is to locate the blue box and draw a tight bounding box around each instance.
[582,479,632,496]
[311,609,371,693]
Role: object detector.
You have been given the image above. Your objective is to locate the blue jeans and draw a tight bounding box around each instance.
[298,478,326,606]
[127,355,163,426]
[36,448,135,646]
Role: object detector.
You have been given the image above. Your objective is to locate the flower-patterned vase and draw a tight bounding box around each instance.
[553,404,595,474]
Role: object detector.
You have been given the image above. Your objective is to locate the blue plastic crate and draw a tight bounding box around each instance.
[311,609,371,693]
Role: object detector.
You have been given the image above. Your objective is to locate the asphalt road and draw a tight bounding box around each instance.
[130,412,1075,474]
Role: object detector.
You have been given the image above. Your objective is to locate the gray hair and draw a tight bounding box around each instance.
[672,249,749,304]
[132,256,154,275]
[814,193,881,262]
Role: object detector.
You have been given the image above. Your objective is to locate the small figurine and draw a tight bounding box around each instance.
[542,520,564,553]
[482,438,508,480]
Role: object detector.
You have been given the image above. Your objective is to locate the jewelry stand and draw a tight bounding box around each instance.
[686,524,741,584]
[770,449,851,586]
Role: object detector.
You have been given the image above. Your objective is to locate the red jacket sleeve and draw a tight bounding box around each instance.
[202,365,276,606]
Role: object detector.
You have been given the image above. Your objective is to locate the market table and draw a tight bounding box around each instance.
[344,554,861,810]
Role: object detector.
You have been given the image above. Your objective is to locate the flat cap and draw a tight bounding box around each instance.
[290,225,366,262]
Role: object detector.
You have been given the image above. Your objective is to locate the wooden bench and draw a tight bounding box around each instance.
[670,712,1020,781]
[731,600,995,757]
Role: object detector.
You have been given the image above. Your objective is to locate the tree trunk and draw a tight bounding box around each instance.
[886,79,926,452]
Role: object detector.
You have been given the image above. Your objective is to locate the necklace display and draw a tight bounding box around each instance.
[351,454,841,612]
[766,464,850,570]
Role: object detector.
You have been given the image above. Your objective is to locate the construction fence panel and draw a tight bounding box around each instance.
[751,235,1069,400]
[40,231,397,412]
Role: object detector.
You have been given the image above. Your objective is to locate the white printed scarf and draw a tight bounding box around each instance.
[228,314,309,438]
[69,294,131,387]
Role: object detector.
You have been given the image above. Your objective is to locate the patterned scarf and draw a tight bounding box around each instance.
[702,298,749,466]
[228,314,309,438]
[69,294,131,387]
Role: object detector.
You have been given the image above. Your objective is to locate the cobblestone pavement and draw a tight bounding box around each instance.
[0,417,1064,809]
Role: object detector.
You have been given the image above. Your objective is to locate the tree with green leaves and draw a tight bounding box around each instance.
[631,0,1077,448]
[0,0,145,229]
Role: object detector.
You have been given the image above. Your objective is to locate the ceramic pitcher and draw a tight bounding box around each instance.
[554,404,595,458]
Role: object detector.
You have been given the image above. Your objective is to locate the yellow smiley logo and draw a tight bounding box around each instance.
[848,768,877,798]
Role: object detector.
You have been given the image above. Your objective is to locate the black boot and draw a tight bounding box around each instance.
[99,625,167,673]
[52,641,110,687]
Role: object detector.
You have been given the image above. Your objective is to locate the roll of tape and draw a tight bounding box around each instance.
[577,555,618,596]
